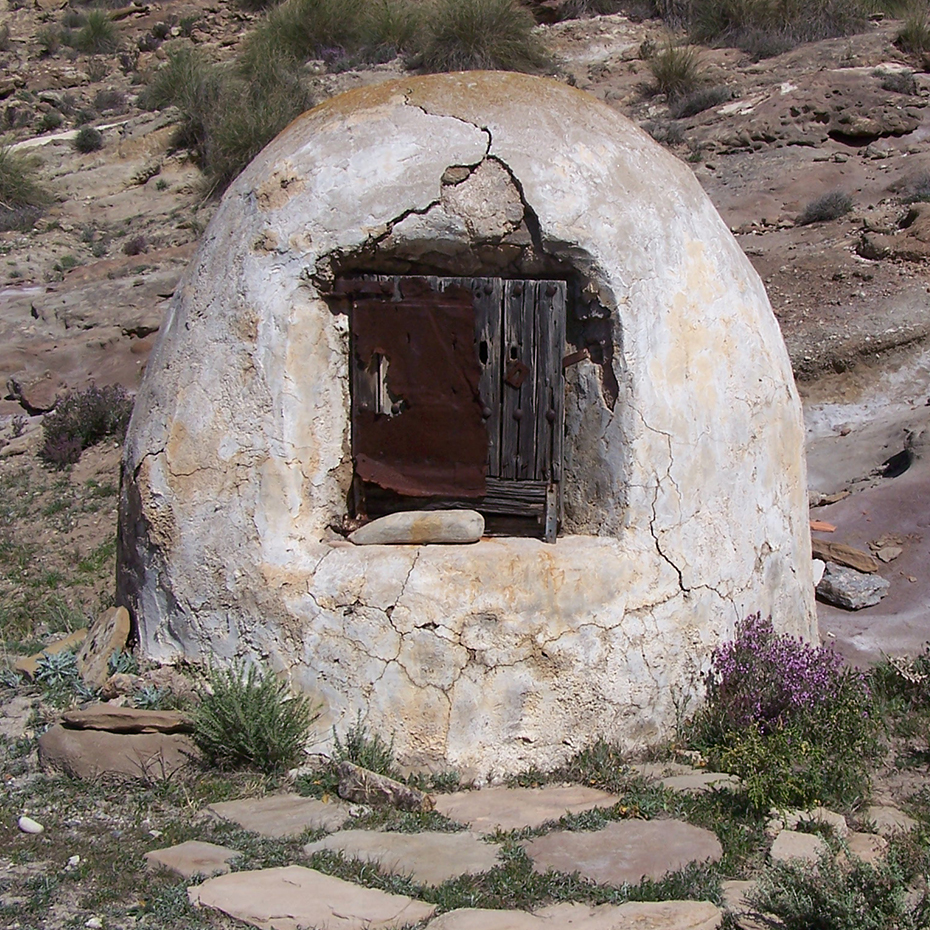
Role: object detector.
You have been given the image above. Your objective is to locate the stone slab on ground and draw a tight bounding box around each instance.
[843,832,888,866]
[206,793,351,837]
[13,628,87,679]
[769,830,828,864]
[304,830,500,886]
[865,804,918,836]
[721,881,766,930]
[61,704,192,734]
[189,864,437,930]
[424,901,722,929]
[635,764,742,795]
[144,840,241,878]
[770,807,848,839]
[524,819,722,887]
[0,694,35,740]
[37,724,195,780]
[433,785,620,834]
[76,606,131,688]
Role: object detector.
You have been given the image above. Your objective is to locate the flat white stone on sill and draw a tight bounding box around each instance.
[349,510,484,546]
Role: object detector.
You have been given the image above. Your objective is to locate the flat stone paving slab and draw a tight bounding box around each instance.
[635,764,742,795]
[424,901,722,929]
[189,865,437,930]
[769,830,827,864]
[721,881,766,930]
[865,805,919,836]
[144,840,241,878]
[433,785,620,834]
[524,819,722,887]
[304,829,500,885]
[206,793,350,837]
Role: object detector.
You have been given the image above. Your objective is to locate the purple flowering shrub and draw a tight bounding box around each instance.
[688,613,881,810]
[39,384,133,468]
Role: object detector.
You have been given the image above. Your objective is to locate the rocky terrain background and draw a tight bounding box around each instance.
[0,0,929,653]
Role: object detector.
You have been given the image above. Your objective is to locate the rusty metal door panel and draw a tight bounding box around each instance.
[349,276,487,498]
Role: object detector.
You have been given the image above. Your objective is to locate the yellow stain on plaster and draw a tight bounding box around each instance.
[254,162,306,212]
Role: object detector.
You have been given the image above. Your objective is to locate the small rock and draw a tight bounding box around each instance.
[812,559,825,585]
[336,760,434,811]
[100,672,140,698]
[145,840,242,879]
[206,793,351,837]
[304,830,500,886]
[816,563,890,610]
[76,606,131,688]
[811,540,879,573]
[875,546,903,563]
[66,855,81,870]
[721,880,767,930]
[84,919,102,929]
[190,865,436,929]
[18,815,44,834]
[38,725,196,781]
[524,819,722,887]
[434,785,621,834]
[349,510,484,545]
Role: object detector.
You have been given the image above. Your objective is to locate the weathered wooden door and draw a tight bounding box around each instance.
[341,275,566,541]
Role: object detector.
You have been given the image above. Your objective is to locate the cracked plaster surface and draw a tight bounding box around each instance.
[119,73,815,775]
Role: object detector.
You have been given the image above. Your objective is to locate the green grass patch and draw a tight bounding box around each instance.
[896,7,930,56]
[191,661,320,773]
[748,838,930,929]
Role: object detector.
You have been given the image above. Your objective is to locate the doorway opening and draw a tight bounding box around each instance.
[338,275,567,541]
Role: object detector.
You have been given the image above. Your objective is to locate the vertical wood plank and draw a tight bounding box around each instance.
[534,282,551,481]
[473,277,502,477]
[551,281,566,484]
[501,280,527,479]
[516,281,538,481]
[536,280,566,483]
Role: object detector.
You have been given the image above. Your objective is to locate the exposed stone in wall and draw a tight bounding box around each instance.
[118,73,815,777]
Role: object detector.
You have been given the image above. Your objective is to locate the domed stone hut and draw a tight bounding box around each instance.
[118,72,815,777]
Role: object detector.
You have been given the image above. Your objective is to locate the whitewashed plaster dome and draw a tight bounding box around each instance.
[118,72,815,777]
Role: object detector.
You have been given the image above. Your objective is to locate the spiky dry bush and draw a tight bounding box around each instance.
[796,190,854,225]
[417,0,551,72]
[648,40,705,99]
[0,146,51,232]
[70,8,120,54]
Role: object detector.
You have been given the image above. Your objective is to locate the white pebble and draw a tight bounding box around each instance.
[85,919,103,929]
[66,855,81,870]
[17,815,44,834]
